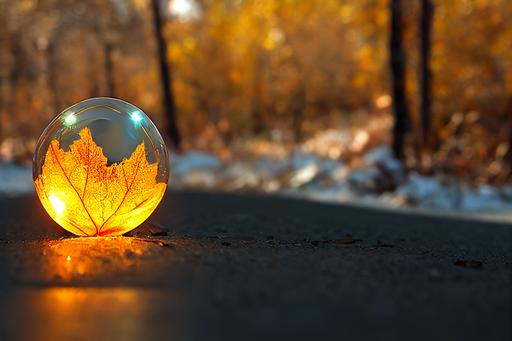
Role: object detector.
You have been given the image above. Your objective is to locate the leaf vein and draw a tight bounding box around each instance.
[50,143,99,234]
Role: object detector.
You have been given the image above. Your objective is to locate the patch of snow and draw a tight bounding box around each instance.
[363,146,394,164]
[364,146,406,185]
[461,185,511,212]
[3,142,512,221]
[499,185,512,199]
[0,164,34,196]
[291,151,319,170]
[331,164,350,182]
[171,150,221,176]
[223,162,260,190]
[177,169,219,189]
[347,167,379,192]
[255,156,289,178]
[290,163,319,187]
[397,173,443,203]
[300,183,352,203]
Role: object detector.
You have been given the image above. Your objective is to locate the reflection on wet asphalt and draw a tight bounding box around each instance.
[3,288,188,341]
[0,237,193,340]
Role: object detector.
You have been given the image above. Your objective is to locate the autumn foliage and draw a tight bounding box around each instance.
[1,0,512,185]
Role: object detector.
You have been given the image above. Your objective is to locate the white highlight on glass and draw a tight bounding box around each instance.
[64,114,77,126]
[130,111,143,124]
[49,194,65,214]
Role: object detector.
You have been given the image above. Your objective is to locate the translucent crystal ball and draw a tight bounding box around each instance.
[33,97,169,236]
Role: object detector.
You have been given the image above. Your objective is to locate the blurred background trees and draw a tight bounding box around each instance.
[1,0,512,186]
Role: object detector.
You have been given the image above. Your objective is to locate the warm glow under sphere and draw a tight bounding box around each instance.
[33,97,169,236]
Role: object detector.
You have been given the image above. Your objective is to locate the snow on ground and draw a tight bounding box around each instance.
[0,163,34,196]
[4,143,512,221]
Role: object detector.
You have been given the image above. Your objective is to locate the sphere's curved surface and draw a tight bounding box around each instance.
[33,97,169,236]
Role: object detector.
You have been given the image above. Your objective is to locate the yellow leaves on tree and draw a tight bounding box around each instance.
[34,128,166,236]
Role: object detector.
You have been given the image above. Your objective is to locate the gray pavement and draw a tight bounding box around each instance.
[0,191,510,340]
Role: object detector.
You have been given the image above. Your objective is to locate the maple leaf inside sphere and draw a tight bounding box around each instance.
[33,97,169,236]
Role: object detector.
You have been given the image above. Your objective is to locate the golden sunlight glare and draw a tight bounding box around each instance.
[48,194,65,215]
[168,0,198,20]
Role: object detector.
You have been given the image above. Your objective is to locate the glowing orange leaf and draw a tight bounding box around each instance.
[34,127,166,236]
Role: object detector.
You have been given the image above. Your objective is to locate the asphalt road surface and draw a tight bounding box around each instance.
[0,191,510,340]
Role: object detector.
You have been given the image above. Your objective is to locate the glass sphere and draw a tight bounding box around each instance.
[33,97,169,236]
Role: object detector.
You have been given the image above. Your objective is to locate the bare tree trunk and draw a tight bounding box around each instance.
[251,54,265,136]
[150,0,181,149]
[46,41,60,114]
[291,86,305,143]
[390,0,409,160]
[87,40,100,98]
[0,55,8,144]
[504,97,512,172]
[287,50,305,143]
[8,34,22,124]
[104,41,115,97]
[419,0,433,146]
[250,96,265,136]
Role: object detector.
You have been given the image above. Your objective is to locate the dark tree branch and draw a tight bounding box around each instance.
[150,0,182,149]
[419,0,433,146]
[46,40,60,114]
[390,0,410,160]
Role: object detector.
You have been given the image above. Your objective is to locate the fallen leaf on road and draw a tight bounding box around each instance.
[332,235,361,244]
[454,260,483,269]
[133,237,175,249]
